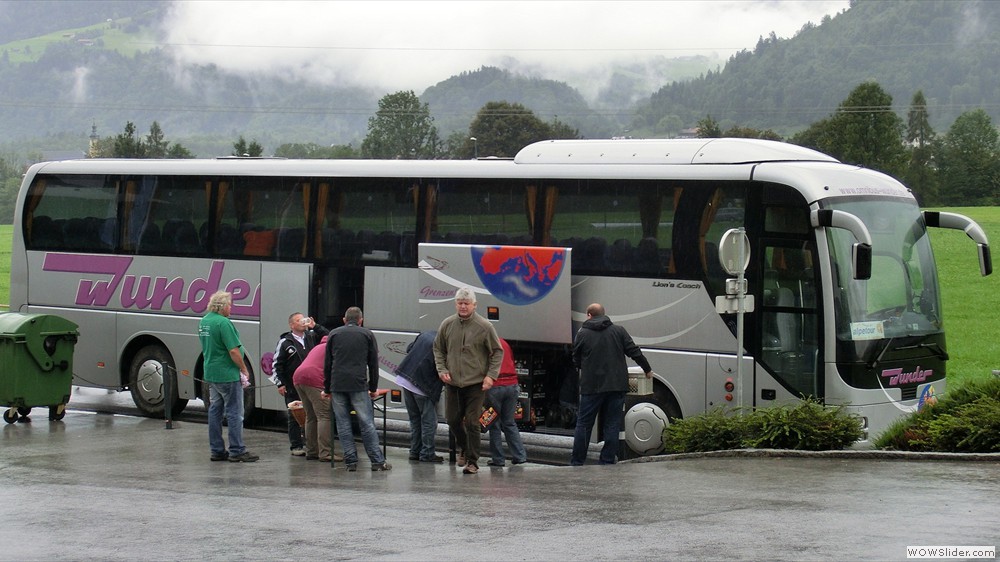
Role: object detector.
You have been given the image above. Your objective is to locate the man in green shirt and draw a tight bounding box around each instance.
[199,291,259,462]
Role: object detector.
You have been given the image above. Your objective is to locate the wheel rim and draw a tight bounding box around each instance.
[134,359,166,406]
[623,401,669,455]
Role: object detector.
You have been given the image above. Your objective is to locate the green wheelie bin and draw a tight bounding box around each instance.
[0,313,79,424]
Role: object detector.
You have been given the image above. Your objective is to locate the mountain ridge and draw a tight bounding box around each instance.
[1,0,997,156]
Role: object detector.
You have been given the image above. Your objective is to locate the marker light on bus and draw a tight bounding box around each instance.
[724,378,735,392]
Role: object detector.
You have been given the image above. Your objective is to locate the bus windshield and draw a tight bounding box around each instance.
[827,199,942,341]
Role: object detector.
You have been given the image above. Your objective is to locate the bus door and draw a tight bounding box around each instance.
[756,240,821,400]
[259,262,312,412]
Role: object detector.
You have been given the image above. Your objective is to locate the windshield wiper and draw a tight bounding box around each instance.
[867,337,895,369]
[894,341,949,361]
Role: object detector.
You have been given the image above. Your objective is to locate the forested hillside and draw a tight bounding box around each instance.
[0,0,997,154]
[422,67,617,140]
[633,0,1000,136]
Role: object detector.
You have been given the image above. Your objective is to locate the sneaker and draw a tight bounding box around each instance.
[420,455,445,463]
[346,463,358,472]
[228,451,260,463]
[512,459,527,465]
[408,454,420,461]
[210,452,229,462]
[371,462,392,472]
[462,462,479,474]
[486,460,505,467]
[333,454,344,462]
[456,452,467,467]
[290,448,306,457]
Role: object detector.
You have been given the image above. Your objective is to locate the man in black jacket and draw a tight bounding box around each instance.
[322,307,391,472]
[271,312,328,456]
[570,303,654,466]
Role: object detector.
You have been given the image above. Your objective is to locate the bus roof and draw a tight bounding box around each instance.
[27,139,891,201]
[513,138,839,165]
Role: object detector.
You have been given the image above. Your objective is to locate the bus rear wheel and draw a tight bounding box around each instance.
[622,385,681,458]
[128,345,188,418]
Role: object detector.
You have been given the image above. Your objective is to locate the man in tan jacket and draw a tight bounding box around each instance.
[433,287,503,474]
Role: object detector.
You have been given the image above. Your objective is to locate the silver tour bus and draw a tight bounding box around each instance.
[10,139,990,452]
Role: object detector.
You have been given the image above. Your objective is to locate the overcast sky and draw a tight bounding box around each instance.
[161,0,850,97]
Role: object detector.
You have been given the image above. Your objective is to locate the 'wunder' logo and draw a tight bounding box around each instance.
[42,254,261,318]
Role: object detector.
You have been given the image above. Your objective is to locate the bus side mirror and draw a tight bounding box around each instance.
[853,243,872,280]
[923,211,991,277]
[979,244,992,276]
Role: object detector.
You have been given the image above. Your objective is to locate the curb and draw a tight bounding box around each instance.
[623,448,1000,463]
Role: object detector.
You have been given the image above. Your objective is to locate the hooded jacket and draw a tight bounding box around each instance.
[572,315,651,394]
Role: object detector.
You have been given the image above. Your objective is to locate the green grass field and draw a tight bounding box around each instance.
[0,18,152,64]
[1,207,996,385]
[925,207,1000,387]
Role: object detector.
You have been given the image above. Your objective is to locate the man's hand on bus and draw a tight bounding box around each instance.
[277,385,286,396]
[645,371,654,379]
[481,376,494,391]
[439,372,452,384]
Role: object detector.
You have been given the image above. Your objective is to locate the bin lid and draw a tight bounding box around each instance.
[0,313,79,337]
[0,313,79,372]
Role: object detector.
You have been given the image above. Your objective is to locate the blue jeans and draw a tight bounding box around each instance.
[487,384,527,465]
[330,391,386,466]
[208,381,245,456]
[570,391,625,466]
[403,389,438,460]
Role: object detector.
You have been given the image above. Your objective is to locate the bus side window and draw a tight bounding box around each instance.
[138,223,162,253]
[243,228,276,257]
[30,215,63,248]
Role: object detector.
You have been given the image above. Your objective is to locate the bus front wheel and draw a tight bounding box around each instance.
[128,345,188,418]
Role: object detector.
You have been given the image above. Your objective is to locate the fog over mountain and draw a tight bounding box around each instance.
[159,0,848,102]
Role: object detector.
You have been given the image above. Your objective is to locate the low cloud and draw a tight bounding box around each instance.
[160,0,848,98]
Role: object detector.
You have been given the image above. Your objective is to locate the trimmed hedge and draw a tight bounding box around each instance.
[662,399,863,453]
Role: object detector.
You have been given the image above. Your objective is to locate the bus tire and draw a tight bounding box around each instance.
[242,366,257,424]
[621,384,681,458]
[128,344,188,418]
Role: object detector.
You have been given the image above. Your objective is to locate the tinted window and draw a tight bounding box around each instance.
[25,174,118,253]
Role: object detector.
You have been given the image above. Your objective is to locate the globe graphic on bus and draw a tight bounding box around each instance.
[471,246,566,305]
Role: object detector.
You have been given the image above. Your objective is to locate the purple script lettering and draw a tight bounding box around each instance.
[44,254,133,307]
[420,286,456,299]
[42,254,261,318]
[880,366,931,386]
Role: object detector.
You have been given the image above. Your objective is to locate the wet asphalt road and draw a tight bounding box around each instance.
[1,397,998,561]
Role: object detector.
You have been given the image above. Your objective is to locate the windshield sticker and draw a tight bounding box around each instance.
[850,321,885,340]
[917,385,939,411]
